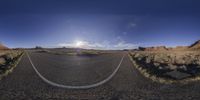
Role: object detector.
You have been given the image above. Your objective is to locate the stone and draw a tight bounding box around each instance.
[175,57,186,64]
[145,57,151,63]
[168,64,177,70]
[5,54,14,60]
[158,66,163,70]
[179,65,187,71]
[196,60,200,65]
[134,53,141,58]
[0,58,6,65]
[153,63,160,67]
[154,54,169,63]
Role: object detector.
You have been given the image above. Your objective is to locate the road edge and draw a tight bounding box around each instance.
[0,51,24,80]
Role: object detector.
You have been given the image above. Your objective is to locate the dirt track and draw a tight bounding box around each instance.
[0,50,200,100]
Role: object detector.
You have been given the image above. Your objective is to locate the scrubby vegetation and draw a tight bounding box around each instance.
[0,50,24,79]
[130,51,200,81]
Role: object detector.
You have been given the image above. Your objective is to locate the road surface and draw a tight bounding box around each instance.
[0,50,200,100]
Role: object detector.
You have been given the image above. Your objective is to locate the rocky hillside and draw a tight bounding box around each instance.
[130,51,200,80]
[0,43,9,50]
[138,40,200,51]
[189,40,200,50]
[171,46,189,51]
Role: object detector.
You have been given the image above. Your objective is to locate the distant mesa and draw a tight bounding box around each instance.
[138,40,200,51]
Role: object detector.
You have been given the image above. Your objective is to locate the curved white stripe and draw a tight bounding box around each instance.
[26,51,125,89]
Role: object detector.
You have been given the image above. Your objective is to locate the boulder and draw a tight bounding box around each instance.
[153,54,169,63]
[179,65,187,71]
[153,63,160,67]
[168,64,177,70]
[0,58,6,65]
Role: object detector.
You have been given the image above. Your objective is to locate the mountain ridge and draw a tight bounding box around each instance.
[138,40,200,51]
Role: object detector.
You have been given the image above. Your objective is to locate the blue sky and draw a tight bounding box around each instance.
[0,0,200,49]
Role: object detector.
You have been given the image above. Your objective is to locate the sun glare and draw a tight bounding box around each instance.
[75,41,84,47]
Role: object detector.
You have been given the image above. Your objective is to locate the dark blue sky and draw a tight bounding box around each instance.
[0,0,200,49]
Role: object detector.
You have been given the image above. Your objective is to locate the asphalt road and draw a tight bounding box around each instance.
[28,51,124,86]
[0,50,200,100]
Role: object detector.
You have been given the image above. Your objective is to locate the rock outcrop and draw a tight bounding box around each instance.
[138,40,200,51]
[0,43,9,50]
[172,46,189,51]
[189,40,200,50]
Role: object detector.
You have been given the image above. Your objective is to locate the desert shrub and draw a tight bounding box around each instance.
[131,51,200,79]
[0,58,6,65]
[35,46,43,49]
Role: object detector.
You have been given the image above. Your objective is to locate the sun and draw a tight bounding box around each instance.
[75,41,84,47]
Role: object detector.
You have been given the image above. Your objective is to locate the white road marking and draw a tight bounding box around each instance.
[26,51,125,89]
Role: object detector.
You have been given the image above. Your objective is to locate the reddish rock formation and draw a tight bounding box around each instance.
[0,43,9,50]
[172,46,189,51]
[138,40,200,51]
[189,40,200,50]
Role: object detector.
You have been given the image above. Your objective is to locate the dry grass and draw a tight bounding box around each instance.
[0,50,24,80]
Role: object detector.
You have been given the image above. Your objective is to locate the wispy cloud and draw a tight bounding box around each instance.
[127,22,136,29]
[113,41,138,49]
